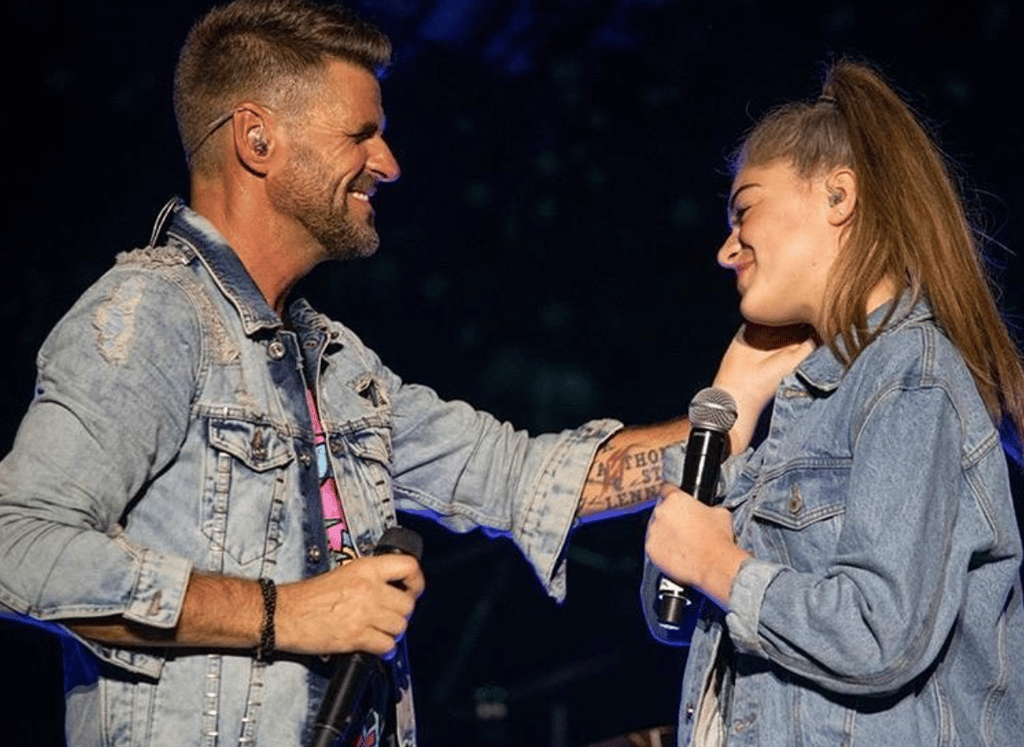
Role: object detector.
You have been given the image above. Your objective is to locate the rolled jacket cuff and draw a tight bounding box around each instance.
[122,544,193,629]
[725,556,784,654]
[77,541,193,679]
[519,418,623,602]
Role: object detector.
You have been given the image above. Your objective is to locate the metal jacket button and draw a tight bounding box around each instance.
[788,486,803,514]
[267,340,286,360]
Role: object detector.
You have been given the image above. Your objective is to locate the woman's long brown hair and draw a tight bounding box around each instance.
[733,59,1024,453]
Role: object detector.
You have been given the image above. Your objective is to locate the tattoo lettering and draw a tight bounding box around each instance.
[581,442,665,514]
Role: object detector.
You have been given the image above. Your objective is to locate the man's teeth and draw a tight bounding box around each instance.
[349,191,370,202]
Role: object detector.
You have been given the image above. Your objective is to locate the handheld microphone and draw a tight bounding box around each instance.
[655,387,737,628]
[309,526,423,747]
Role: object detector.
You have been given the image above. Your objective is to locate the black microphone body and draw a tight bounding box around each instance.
[655,388,737,629]
[309,527,423,747]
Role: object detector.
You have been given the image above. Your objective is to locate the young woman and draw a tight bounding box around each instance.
[644,60,1024,746]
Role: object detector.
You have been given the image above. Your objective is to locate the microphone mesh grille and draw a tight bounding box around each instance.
[688,387,738,432]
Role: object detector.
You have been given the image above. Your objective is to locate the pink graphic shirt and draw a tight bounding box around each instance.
[306,389,356,566]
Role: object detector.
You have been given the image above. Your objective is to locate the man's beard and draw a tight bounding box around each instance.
[267,144,380,261]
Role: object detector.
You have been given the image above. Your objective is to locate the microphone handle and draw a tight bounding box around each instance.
[655,428,728,628]
[308,654,377,747]
[681,429,729,505]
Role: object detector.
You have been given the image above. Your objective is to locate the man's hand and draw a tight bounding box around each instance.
[276,554,424,658]
[645,484,748,609]
[714,323,815,453]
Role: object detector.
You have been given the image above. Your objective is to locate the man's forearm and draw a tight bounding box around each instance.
[67,572,263,649]
[67,555,424,657]
[577,419,690,519]
[578,324,815,521]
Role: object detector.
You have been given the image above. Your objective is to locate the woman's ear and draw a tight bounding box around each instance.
[825,168,857,225]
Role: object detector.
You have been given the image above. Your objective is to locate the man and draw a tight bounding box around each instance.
[0,2,802,745]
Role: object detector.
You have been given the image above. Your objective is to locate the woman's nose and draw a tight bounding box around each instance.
[717,229,741,268]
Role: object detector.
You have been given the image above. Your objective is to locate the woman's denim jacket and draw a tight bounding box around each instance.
[0,199,621,746]
[644,298,1023,746]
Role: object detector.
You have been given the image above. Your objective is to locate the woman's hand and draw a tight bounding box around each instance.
[645,484,749,609]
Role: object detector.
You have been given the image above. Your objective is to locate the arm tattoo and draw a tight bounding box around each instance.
[580,439,665,514]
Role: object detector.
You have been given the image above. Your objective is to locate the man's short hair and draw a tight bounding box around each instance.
[174,0,392,174]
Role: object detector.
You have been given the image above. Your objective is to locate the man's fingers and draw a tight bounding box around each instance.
[366,604,410,639]
[362,628,402,658]
[366,554,426,603]
[370,553,424,593]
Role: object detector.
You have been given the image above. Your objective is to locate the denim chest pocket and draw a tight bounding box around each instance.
[335,424,391,463]
[326,423,394,535]
[746,463,849,571]
[202,417,294,567]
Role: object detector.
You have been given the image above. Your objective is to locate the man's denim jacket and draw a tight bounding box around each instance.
[0,199,621,747]
[644,298,1023,746]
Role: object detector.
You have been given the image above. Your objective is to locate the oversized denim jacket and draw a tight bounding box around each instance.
[643,298,1024,746]
[0,199,622,747]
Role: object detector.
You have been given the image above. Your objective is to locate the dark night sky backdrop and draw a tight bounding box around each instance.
[2,1,1022,746]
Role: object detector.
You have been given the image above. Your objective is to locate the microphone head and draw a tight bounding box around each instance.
[689,387,738,433]
[375,526,423,560]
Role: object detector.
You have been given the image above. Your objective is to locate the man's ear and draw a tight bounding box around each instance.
[825,167,857,225]
[231,105,275,175]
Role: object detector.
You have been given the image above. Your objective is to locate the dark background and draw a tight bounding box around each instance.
[2,1,1022,746]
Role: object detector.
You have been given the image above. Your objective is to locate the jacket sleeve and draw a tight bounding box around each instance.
[333,331,623,602]
[725,382,1002,696]
[0,269,199,669]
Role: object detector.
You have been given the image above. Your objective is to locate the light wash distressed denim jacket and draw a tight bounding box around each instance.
[644,298,1024,746]
[0,199,621,747]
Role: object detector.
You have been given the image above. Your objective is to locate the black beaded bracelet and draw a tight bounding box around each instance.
[256,577,276,663]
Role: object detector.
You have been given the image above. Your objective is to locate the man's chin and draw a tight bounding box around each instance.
[325,231,379,261]
[350,225,380,257]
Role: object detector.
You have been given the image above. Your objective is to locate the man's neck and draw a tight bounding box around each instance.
[191,183,321,316]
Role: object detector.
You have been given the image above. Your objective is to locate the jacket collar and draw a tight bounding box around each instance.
[152,198,284,337]
[794,293,934,394]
